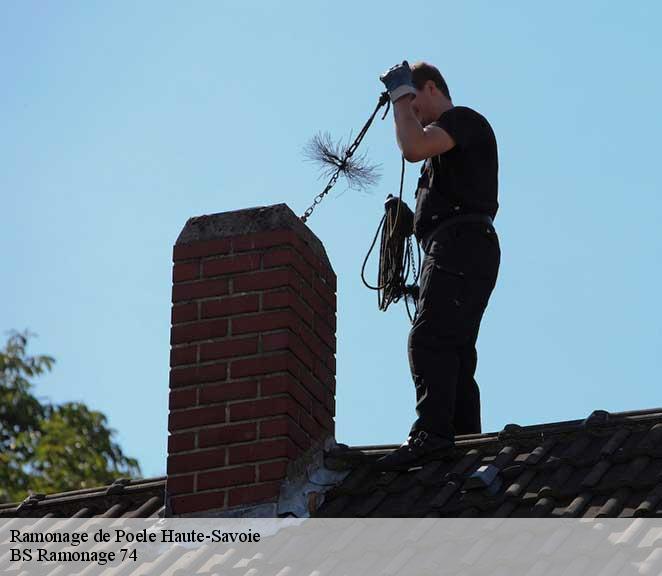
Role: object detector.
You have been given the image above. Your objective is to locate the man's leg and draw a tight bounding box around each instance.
[451,226,501,436]
[375,224,499,470]
[453,320,482,435]
[407,250,467,442]
[408,320,460,441]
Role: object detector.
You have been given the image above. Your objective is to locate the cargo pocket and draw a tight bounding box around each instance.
[433,262,466,308]
[416,255,467,337]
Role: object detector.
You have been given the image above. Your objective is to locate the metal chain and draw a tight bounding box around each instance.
[300,171,341,223]
[407,236,417,282]
[403,235,420,323]
[300,92,391,223]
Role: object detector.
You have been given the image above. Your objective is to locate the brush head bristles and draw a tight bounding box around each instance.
[303,131,382,192]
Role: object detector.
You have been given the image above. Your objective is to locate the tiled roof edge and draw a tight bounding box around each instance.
[341,407,662,454]
[0,476,166,511]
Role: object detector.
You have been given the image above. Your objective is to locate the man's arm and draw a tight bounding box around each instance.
[393,96,456,163]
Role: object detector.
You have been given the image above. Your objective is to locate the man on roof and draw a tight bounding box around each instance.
[376,60,501,470]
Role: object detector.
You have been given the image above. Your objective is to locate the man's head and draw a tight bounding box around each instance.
[409,62,452,126]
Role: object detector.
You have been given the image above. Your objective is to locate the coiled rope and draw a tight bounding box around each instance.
[360,155,421,323]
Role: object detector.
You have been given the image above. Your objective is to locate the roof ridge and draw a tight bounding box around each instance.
[341,406,662,453]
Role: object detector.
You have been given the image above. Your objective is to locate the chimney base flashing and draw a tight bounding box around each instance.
[276,437,350,518]
[170,501,279,519]
[168,438,348,518]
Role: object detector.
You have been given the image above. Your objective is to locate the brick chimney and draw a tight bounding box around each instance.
[166,204,336,516]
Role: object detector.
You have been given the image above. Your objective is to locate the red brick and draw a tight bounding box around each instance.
[200,337,258,362]
[313,358,335,389]
[322,351,336,374]
[199,380,258,404]
[202,253,261,277]
[169,363,227,387]
[173,239,231,261]
[263,288,314,327]
[260,416,311,451]
[263,247,314,285]
[299,330,335,374]
[173,261,200,283]
[262,247,295,268]
[167,447,226,474]
[317,260,337,291]
[326,272,337,292]
[171,302,198,324]
[307,377,330,410]
[171,319,228,345]
[201,295,259,319]
[168,432,195,453]
[324,389,336,417]
[282,353,310,384]
[170,345,197,367]
[229,396,298,422]
[227,481,281,508]
[198,422,257,447]
[198,466,256,491]
[328,374,337,395]
[232,230,299,252]
[300,410,322,439]
[297,320,333,358]
[279,359,325,406]
[166,474,195,495]
[232,269,296,293]
[313,275,336,307]
[300,282,333,324]
[170,491,226,514]
[168,405,226,431]
[261,331,288,352]
[313,316,336,353]
[312,402,334,433]
[258,461,289,482]
[229,353,291,379]
[261,374,313,414]
[322,309,337,332]
[317,267,337,291]
[262,330,315,371]
[228,438,299,465]
[258,417,289,438]
[296,240,322,271]
[232,311,297,336]
[172,279,229,303]
[169,388,197,410]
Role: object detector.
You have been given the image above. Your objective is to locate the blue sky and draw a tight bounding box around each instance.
[2,1,661,479]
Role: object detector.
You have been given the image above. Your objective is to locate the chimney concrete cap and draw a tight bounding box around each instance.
[175,203,330,269]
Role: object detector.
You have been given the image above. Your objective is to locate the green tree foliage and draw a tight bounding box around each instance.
[0,330,141,504]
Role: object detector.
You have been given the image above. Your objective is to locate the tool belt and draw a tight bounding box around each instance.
[421,213,494,254]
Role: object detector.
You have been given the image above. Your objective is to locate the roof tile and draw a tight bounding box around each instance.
[316,407,662,518]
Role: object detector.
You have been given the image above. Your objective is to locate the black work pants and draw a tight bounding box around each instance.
[408,221,500,441]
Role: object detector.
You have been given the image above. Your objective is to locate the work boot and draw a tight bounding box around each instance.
[373,430,454,471]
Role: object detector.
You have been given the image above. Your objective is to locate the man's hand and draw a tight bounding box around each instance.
[380,60,417,103]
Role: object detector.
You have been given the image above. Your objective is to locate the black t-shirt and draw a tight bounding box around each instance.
[413,105,499,241]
